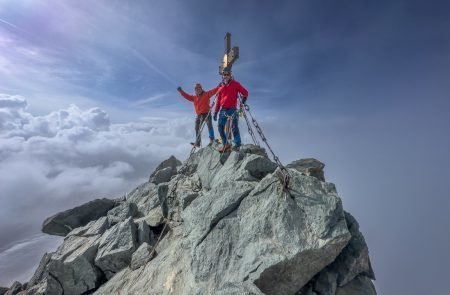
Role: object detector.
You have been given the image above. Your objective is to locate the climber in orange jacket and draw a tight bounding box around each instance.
[213,69,248,152]
[177,83,220,147]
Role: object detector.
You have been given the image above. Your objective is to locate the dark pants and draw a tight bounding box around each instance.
[218,108,241,146]
[195,112,214,146]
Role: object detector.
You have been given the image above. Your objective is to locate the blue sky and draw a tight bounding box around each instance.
[0,0,449,293]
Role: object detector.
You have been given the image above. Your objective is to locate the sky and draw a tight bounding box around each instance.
[0,0,449,293]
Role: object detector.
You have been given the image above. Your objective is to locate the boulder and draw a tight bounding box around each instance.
[5,282,22,295]
[287,158,325,181]
[149,155,181,183]
[151,167,174,184]
[95,217,137,279]
[26,252,52,288]
[107,202,138,225]
[333,212,376,286]
[135,219,154,245]
[141,207,164,227]
[47,234,102,294]
[130,242,155,270]
[18,275,63,295]
[336,275,377,295]
[42,198,116,236]
[66,216,110,238]
[126,182,160,216]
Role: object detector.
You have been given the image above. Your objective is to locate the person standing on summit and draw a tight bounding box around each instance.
[213,69,249,152]
[177,83,220,147]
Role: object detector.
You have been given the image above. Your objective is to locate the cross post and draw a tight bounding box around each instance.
[219,32,239,74]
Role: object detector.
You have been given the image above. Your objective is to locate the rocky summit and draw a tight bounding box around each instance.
[3,144,376,295]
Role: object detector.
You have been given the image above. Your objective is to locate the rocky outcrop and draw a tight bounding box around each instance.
[4,282,22,295]
[149,155,181,184]
[287,158,325,181]
[130,242,155,270]
[0,287,8,295]
[42,198,116,236]
[21,144,375,295]
[94,217,137,279]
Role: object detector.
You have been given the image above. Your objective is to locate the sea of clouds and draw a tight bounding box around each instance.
[0,93,194,286]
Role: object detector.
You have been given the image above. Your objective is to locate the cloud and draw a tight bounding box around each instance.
[0,94,199,285]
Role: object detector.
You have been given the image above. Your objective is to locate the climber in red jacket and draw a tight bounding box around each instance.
[213,69,248,152]
[178,83,220,147]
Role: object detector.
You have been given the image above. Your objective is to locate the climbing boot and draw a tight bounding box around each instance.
[218,144,232,153]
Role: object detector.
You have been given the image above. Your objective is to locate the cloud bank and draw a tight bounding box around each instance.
[0,93,196,285]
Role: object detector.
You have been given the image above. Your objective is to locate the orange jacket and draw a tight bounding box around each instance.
[179,86,219,115]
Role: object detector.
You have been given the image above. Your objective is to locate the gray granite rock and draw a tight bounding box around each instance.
[66,216,109,238]
[107,202,138,225]
[47,234,102,294]
[42,198,116,236]
[5,282,22,295]
[135,219,154,245]
[95,217,137,279]
[336,275,377,295]
[287,158,326,181]
[22,146,375,295]
[130,242,155,270]
[149,155,181,183]
[0,287,8,295]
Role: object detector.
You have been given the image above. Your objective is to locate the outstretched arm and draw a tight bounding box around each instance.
[206,85,220,99]
[178,87,194,102]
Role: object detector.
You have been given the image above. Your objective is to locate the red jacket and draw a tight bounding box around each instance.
[179,86,219,115]
[215,79,249,113]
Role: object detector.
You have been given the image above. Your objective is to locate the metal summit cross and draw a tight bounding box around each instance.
[219,32,239,74]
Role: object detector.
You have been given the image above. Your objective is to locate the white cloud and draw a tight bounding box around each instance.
[0,94,197,266]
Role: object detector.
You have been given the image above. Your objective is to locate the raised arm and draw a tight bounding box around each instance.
[205,85,220,99]
[178,87,194,102]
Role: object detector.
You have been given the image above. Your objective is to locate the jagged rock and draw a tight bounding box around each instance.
[287,158,325,181]
[149,155,181,183]
[196,147,276,190]
[336,275,376,295]
[313,269,338,294]
[300,211,376,294]
[27,253,52,288]
[193,168,350,295]
[42,198,116,236]
[126,182,160,216]
[151,167,173,184]
[67,216,110,238]
[180,192,198,209]
[5,282,22,295]
[183,180,256,247]
[130,242,155,270]
[20,146,375,295]
[18,275,63,295]
[47,234,102,294]
[0,287,8,295]
[142,207,164,227]
[333,212,375,286]
[239,144,268,157]
[107,202,138,225]
[95,217,137,279]
[135,219,154,245]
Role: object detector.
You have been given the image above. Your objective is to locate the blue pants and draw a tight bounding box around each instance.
[218,108,241,146]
